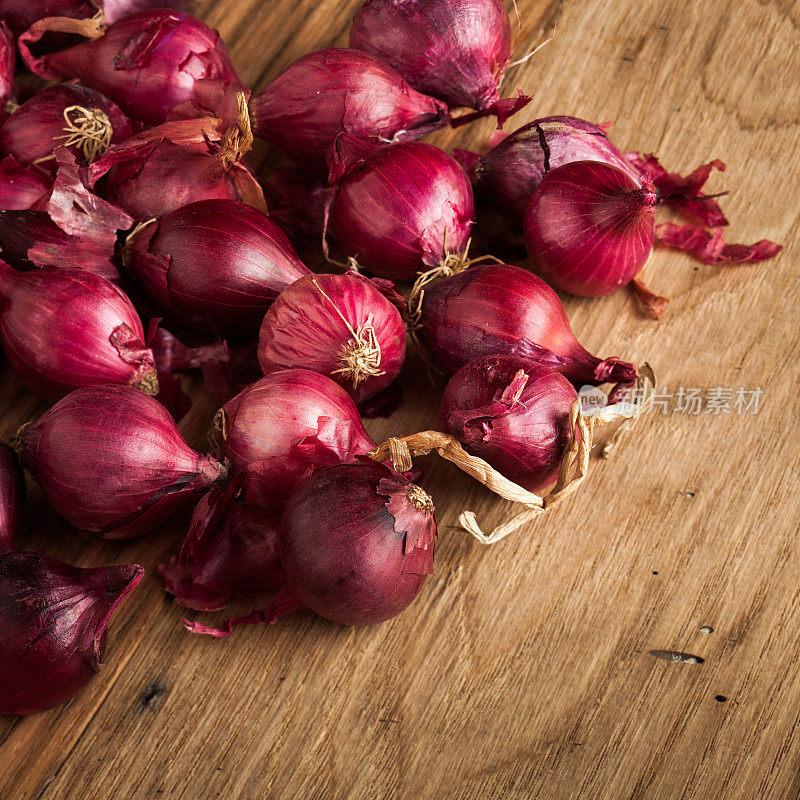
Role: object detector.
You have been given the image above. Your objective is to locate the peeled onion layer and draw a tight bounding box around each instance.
[350,0,530,125]
[185,461,437,635]
[249,48,450,174]
[0,551,143,716]
[326,137,475,280]
[16,385,227,538]
[0,441,25,553]
[19,10,242,124]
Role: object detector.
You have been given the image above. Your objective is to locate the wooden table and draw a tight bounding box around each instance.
[1,1,798,797]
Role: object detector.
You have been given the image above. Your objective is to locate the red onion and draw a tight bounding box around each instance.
[89,88,264,220]
[16,385,227,538]
[0,156,51,210]
[327,138,475,280]
[350,0,530,125]
[0,442,24,553]
[187,461,437,634]
[524,160,657,297]
[159,474,284,611]
[0,84,132,173]
[258,272,406,405]
[213,369,376,504]
[250,48,449,173]
[457,116,643,224]
[439,355,577,492]
[0,263,158,400]
[415,263,636,385]
[19,10,242,124]
[0,551,142,716]
[126,199,310,334]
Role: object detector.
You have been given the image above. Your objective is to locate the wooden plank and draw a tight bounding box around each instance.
[1,0,799,797]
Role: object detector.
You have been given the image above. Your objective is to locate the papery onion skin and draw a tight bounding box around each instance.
[350,0,520,118]
[215,369,376,504]
[0,552,142,716]
[329,140,475,280]
[17,385,227,539]
[127,199,310,334]
[0,262,158,400]
[440,355,577,491]
[0,84,133,173]
[278,460,436,626]
[0,156,52,210]
[19,11,241,124]
[0,0,90,36]
[418,263,636,386]
[0,442,24,553]
[524,160,656,297]
[250,48,449,173]
[462,116,643,224]
[258,272,406,405]
[159,476,284,611]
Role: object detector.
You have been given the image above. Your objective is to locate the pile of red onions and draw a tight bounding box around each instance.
[20,10,242,124]
[327,138,475,280]
[0,262,158,400]
[0,83,132,172]
[350,0,530,125]
[440,355,577,491]
[16,385,227,538]
[126,199,310,333]
[187,460,437,635]
[258,271,406,405]
[213,369,376,504]
[250,48,449,174]
[0,551,143,715]
[416,262,636,385]
[0,441,24,553]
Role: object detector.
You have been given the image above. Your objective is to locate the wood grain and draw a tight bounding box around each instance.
[1,1,799,798]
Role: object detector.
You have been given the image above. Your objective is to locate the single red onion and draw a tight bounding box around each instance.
[0,263,158,400]
[159,474,284,611]
[258,272,406,405]
[250,48,449,173]
[19,10,241,124]
[350,0,529,125]
[415,263,636,385]
[213,369,376,504]
[186,460,437,634]
[0,84,132,174]
[327,138,475,280]
[126,199,309,334]
[524,160,657,296]
[0,551,142,716]
[16,385,227,538]
[440,355,577,492]
[0,442,25,553]
[0,156,51,210]
[89,88,264,220]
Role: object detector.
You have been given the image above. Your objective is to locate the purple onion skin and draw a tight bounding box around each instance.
[250,48,449,174]
[0,156,51,210]
[20,11,241,124]
[440,355,577,492]
[0,263,158,401]
[0,20,13,114]
[0,85,133,173]
[0,442,25,553]
[330,141,475,280]
[17,385,227,539]
[128,200,310,334]
[0,552,142,716]
[524,160,656,297]
[279,461,436,626]
[471,116,643,224]
[0,0,93,36]
[350,0,512,112]
[419,263,637,386]
[258,272,406,404]
[217,369,377,504]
